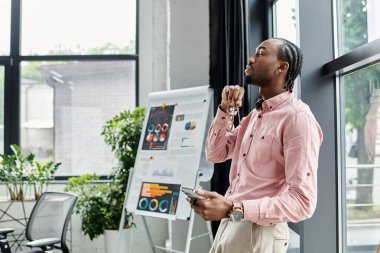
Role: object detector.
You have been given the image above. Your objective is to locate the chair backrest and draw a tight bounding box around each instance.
[25,192,78,253]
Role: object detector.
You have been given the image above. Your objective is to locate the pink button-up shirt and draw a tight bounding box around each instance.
[206,92,323,226]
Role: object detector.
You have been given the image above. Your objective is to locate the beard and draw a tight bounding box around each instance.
[244,74,254,85]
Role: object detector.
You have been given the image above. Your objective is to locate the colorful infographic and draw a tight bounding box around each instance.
[136,182,180,215]
[142,105,175,150]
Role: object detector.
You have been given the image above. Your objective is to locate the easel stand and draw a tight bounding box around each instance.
[116,170,213,253]
[141,208,213,253]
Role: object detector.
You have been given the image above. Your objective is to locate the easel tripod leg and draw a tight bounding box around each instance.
[184,210,195,253]
[142,216,157,253]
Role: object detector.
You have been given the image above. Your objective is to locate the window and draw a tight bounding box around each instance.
[340,63,380,252]
[273,0,301,98]
[2,0,138,176]
[338,0,380,55]
[337,0,380,252]
[21,0,136,55]
[20,61,136,175]
[0,0,10,56]
[273,0,298,44]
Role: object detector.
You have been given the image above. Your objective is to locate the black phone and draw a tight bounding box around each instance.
[181,187,205,200]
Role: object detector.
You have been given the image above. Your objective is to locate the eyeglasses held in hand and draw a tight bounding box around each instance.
[225,96,241,132]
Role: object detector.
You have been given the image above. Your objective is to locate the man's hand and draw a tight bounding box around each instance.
[221,85,245,112]
[187,189,233,221]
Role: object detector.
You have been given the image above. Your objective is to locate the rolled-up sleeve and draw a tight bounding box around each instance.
[205,108,239,163]
[242,112,323,225]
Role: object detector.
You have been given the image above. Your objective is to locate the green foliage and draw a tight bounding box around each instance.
[65,174,135,240]
[22,61,44,83]
[30,160,61,199]
[65,107,145,240]
[342,0,371,129]
[0,144,60,200]
[101,107,146,186]
[0,144,34,200]
[341,0,368,54]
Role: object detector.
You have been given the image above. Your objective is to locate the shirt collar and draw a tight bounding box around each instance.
[258,91,292,111]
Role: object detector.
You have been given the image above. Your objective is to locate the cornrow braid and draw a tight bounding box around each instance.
[274,38,303,93]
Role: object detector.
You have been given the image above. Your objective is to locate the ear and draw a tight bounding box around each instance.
[279,61,289,73]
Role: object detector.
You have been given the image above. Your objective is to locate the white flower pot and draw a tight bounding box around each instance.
[104,229,132,253]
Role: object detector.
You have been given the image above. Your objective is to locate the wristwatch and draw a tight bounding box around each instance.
[229,202,244,222]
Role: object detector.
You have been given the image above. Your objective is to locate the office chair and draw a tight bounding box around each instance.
[0,192,78,253]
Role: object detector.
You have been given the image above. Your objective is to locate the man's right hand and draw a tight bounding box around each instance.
[221,85,245,112]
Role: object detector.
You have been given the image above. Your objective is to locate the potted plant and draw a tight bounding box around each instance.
[0,144,60,201]
[29,160,61,200]
[0,145,33,200]
[64,106,145,252]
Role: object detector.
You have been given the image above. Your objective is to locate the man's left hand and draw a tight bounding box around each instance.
[187,189,233,221]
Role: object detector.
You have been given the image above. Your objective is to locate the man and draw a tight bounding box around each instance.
[188,38,323,253]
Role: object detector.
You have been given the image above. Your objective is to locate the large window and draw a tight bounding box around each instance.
[338,0,380,252]
[2,0,138,176]
[341,63,380,252]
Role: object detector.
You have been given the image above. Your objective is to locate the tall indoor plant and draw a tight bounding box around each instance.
[65,107,145,251]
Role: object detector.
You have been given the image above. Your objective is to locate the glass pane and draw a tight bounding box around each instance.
[342,63,380,252]
[273,0,298,45]
[0,0,11,56]
[21,0,136,55]
[0,66,4,153]
[20,60,136,176]
[338,0,380,55]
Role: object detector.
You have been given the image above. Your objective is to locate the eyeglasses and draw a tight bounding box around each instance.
[225,98,241,132]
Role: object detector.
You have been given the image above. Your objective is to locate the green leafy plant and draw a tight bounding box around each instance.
[30,160,61,200]
[0,144,60,200]
[101,107,146,186]
[65,107,145,240]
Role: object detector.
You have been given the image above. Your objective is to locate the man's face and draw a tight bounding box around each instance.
[244,39,283,86]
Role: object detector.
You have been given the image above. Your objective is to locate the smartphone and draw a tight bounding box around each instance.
[181,187,205,200]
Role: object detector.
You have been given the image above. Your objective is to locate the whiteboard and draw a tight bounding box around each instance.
[126,86,214,220]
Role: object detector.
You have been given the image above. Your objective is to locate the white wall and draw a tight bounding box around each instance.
[138,0,210,252]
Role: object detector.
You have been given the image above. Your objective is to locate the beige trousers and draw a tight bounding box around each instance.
[209,219,289,253]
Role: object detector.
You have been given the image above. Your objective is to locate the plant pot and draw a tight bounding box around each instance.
[104,228,132,253]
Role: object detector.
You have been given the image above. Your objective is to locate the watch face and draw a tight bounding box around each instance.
[231,210,244,222]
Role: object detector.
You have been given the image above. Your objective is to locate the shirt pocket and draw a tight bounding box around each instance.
[251,135,274,164]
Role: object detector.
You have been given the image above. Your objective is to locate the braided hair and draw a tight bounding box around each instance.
[275,38,303,93]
